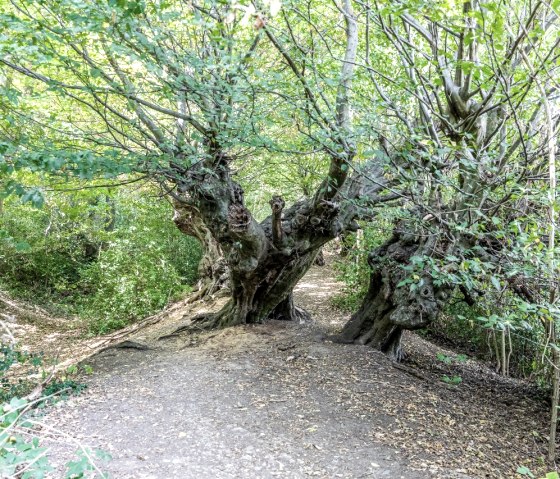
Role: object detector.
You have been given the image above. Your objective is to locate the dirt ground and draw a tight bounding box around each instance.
[6,263,557,478]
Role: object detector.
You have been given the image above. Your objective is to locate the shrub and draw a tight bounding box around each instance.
[0,180,202,334]
[79,232,194,334]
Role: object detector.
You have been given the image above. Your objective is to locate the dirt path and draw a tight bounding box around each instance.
[39,264,551,478]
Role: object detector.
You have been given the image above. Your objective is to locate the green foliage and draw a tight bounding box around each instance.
[64,449,111,479]
[0,328,104,477]
[517,467,560,479]
[441,375,462,386]
[0,337,88,404]
[436,352,467,365]
[0,398,53,479]
[0,397,110,478]
[0,344,43,402]
[429,293,551,383]
[517,466,536,477]
[331,217,395,310]
[0,181,202,334]
[79,231,190,334]
[42,377,87,401]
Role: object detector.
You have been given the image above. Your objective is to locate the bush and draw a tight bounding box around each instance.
[0,180,202,334]
[428,292,549,383]
[1,396,110,478]
[0,343,43,403]
[79,232,194,334]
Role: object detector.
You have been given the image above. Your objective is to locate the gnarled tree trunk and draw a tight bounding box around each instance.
[173,200,230,299]
[187,183,345,329]
[269,292,310,322]
[335,223,449,360]
[203,250,317,328]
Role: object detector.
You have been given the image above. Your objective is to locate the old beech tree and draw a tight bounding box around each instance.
[1,0,558,357]
[1,0,371,326]
[335,1,559,358]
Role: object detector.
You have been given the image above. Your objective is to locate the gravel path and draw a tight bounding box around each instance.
[40,264,549,478]
[45,346,424,479]
[41,266,435,479]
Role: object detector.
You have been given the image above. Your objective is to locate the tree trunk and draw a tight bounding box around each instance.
[268,293,311,322]
[172,149,360,332]
[334,224,448,360]
[314,248,325,266]
[191,248,318,328]
[173,200,230,299]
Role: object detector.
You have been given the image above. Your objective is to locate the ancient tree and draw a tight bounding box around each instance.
[0,0,379,326]
[335,1,560,358]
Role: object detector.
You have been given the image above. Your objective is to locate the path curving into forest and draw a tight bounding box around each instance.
[40,263,549,478]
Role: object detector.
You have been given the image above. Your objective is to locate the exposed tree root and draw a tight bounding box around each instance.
[268,293,311,322]
[157,291,311,340]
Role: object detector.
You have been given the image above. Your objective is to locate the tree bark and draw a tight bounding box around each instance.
[173,200,230,298]
[334,224,448,360]
[314,249,325,266]
[190,246,319,329]
[268,292,311,322]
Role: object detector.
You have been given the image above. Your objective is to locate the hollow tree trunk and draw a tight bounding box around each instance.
[174,183,358,330]
[335,224,449,360]
[172,182,329,329]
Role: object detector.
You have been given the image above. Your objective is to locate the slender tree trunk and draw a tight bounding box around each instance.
[524,59,560,461]
[550,344,560,461]
[543,74,558,464]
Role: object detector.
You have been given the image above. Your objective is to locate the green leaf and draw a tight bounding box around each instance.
[516,466,535,477]
[490,276,501,291]
[15,241,31,252]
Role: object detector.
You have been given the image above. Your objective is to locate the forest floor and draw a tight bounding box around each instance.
[3,260,556,478]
